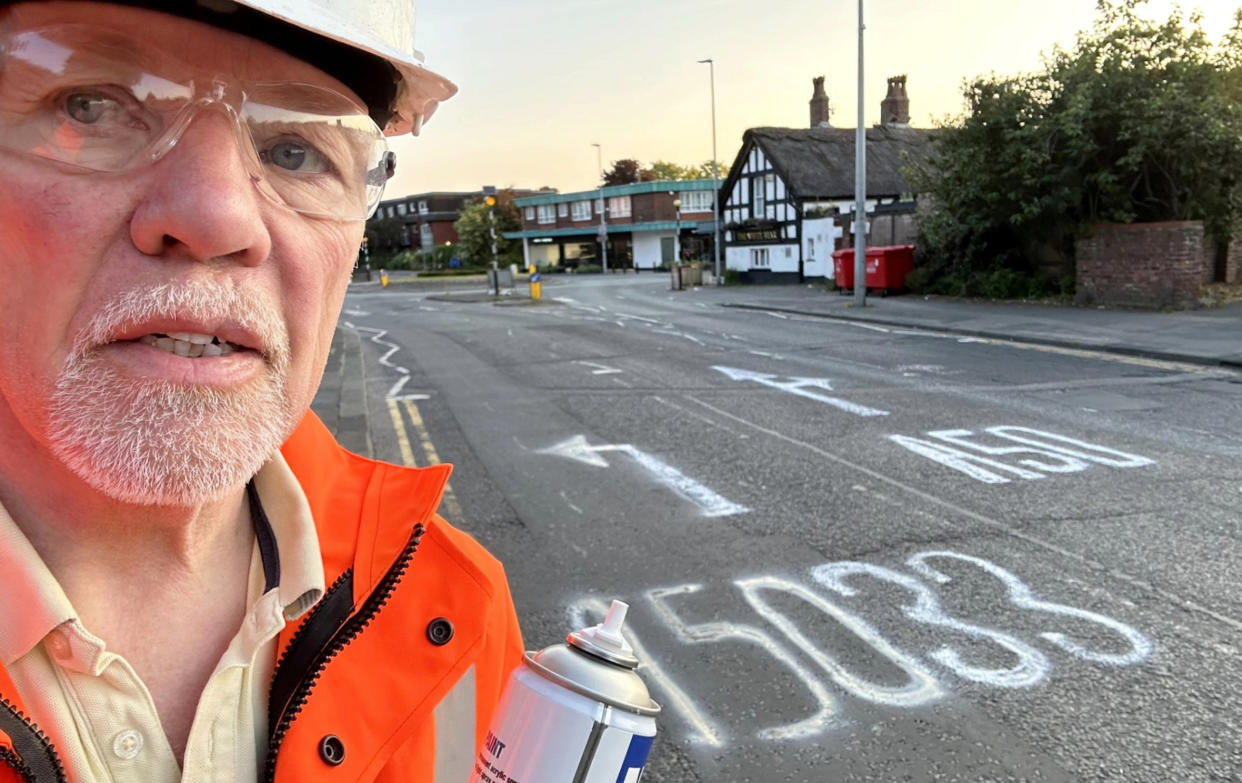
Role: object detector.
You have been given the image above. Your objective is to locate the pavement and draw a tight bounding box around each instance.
[310,324,372,457]
[720,287,1242,369]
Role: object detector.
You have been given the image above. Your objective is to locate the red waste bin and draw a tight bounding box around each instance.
[833,245,914,295]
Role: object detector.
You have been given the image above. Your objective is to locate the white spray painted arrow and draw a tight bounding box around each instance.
[712,366,889,417]
[539,435,748,517]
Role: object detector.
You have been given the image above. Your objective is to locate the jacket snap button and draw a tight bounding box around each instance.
[427,617,454,646]
[318,734,345,766]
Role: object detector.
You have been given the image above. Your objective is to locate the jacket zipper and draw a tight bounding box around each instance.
[262,523,426,783]
[0,696,68,783]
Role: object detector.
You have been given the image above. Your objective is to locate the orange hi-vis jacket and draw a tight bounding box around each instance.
[0,412,526,783]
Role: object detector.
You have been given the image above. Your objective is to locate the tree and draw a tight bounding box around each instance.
[690,160,731,180]
[453,190,522,267]
[602,158,653,186]
[647,160,691,180]
[364,217,408,254]
[910,0,1242,297]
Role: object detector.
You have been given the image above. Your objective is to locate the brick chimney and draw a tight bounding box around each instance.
[809,76,831,128]
[881,75,910,126]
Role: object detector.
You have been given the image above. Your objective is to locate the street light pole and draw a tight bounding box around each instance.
[697,58,722,286]
[485,193,499,295]
[592,142,608,274]
[853,0,867,307]
[673,198,682,264]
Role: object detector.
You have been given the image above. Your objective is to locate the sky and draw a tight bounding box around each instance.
[385,0,1239,198]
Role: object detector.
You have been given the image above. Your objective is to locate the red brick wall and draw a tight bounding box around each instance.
[430,221,457,245]
[1075,221,1210,309]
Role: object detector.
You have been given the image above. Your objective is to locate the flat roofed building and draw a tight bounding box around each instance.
[506,180,719,271]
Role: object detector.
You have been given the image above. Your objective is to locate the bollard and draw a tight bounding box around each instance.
[380,269,389,288]
[529,271,542,300]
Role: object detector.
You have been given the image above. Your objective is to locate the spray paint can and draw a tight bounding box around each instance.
[470,600,660,783]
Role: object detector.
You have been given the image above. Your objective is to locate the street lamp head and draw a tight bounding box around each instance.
[673,199,682,208]
[697,58,712,64]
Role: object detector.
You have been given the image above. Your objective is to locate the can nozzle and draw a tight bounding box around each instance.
[568,599,639,668]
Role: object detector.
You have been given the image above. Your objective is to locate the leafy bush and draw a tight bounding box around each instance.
[911,0,1242,297]
[723,269,743,285]
[576,264,603,274]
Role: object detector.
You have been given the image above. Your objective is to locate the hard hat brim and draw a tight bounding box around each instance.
[226,0,458,136]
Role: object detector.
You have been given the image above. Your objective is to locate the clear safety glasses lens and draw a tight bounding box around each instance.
[0,27,393,221]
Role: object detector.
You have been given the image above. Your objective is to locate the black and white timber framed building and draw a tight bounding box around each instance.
[719,76,934,283]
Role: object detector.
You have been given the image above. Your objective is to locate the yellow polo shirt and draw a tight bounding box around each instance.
[0,454,325,783]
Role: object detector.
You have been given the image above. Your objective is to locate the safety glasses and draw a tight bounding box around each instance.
[0,25,395,221]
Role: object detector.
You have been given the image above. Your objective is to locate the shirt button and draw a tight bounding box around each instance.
[112,729,143,760]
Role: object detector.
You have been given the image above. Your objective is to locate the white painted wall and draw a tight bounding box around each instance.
[771,244,798,273]
[632,233,667,270]
[801,217,838,279]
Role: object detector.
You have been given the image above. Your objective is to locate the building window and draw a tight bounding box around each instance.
[607,195,631,217]
[557,203,568,218]
[419,223,433,250]
[680,190,713,212]
[397,202,407,215]
[807,238,815,259]
[751,248,769,268]
[752,178,765,214]
[571,200,592,220]
[537,205,556,224]
[524,207,535,221]
[418,200,428,214]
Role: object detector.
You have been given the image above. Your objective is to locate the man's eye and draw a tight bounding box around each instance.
[64,92,117,124]
[261,140,332,174]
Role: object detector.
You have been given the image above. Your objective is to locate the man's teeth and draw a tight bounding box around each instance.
[139,333,239,357]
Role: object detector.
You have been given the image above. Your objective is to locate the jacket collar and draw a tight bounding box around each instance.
[279,411,453,604]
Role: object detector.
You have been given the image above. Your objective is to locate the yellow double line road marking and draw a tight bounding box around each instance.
[386,397,463,524]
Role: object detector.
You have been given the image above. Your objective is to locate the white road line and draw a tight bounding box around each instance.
[714,365,889,417]
[576,360,623,375]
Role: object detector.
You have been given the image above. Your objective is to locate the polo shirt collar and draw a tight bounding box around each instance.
[0,504,74,667]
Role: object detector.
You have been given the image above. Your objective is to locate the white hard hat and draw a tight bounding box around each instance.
[195,0,457,136]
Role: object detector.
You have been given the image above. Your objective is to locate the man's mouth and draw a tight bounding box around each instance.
[135,332,248,358]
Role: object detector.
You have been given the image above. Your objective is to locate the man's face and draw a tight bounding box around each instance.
[0,2,367,506]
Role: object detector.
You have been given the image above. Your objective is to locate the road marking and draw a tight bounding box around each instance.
[649,583,840,740]
[386,398,416,467]
[558,490,584,515]
[539,434,748,517]
[576,360,623,375]
[713,365,889,417]
[846,322,891,333]
[888,426,1154,484]
[736,576,944,708]
[349,320,460,522]
[682,395,1242,634]
[630,549,1150,745]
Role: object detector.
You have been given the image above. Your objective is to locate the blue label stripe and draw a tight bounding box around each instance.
[614,734,655,783]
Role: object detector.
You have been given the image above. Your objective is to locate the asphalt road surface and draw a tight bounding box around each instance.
[327,274,1242,782]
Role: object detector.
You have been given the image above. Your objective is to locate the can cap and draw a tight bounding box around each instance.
[568,600,639,668]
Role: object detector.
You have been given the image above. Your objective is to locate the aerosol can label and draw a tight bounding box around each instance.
[470,665,656,783]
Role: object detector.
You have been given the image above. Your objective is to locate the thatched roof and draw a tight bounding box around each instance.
[743,126,934,200]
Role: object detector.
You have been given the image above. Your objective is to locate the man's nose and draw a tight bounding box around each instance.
[128,109,273,265]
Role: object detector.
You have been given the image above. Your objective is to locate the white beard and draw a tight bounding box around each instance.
[46,281,294,507]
